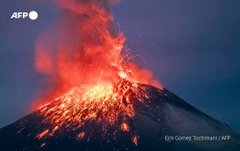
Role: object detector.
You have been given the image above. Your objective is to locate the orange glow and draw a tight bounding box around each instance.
[120,122,130,132]
[37,80,146,136]
[36,129,49,139]
[34,0,162,108]
[77,131,85,140]
[40,143,46,148]
[34,0,162,144]
[132,135,139,146]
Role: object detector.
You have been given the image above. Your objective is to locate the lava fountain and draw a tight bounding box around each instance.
[34,0,162,145]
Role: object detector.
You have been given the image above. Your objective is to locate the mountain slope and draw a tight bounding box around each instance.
[0,84,239,151]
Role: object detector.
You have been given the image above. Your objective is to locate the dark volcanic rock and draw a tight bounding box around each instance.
[0,84,239,151]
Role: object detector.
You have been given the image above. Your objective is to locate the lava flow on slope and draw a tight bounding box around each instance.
[33,0,162,145]
[36,80,149,144]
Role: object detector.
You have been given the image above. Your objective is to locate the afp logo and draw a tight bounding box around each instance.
[11,10,38,20]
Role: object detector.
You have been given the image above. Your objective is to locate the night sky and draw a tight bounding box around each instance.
[0,0,240,133]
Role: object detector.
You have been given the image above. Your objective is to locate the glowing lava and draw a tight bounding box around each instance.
[37,80,148,142]
[34,0,162,146]
[120,122,130,132]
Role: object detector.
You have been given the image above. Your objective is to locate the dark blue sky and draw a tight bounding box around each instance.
[0,0,240,133]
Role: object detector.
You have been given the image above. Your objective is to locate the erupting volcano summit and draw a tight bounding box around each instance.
[0,0,239,151]
[32,0,162,144]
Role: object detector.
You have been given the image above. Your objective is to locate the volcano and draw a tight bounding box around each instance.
[0,83,239,151]
[1,0,239,150]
